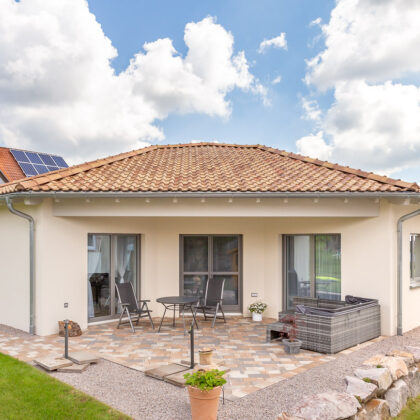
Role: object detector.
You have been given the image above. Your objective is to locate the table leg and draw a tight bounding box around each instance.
[158,306,167,333]
[173,304,176,327]
[182,304,186,334]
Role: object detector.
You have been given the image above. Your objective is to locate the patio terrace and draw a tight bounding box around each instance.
[0,317,382,400]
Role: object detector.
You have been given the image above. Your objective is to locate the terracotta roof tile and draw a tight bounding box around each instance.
[0,143,418,194]
[0,148,25,182]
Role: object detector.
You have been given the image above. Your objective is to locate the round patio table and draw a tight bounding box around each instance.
[156,296,200,333]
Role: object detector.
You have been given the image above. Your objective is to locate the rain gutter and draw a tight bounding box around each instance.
[5,197,35,335]
[397,208,420,336]
[0,191,420,199]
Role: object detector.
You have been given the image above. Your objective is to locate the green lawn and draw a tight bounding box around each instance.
[396,396,420,419]
[0,352,131,420]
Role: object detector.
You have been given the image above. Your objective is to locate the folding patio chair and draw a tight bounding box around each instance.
[195,277,226,327]
[115,282,154,333]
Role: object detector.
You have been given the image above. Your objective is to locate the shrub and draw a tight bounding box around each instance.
[184,369,227,391]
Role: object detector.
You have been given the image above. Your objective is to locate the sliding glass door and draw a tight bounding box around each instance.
[180,235,242,312]
[284,234,341,310]
[88,234,139,321]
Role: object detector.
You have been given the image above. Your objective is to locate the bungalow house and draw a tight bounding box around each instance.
[0,143,419,337]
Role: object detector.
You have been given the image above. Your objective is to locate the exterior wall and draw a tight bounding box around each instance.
[1,197,419,337]
[393,204,420,333]
[0,204,31,332]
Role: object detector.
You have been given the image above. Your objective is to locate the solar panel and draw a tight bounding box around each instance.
[10,149,68,177]
[19,162,38,176]
[52,155,68,168]
[26,152,43,165]
[10,149,29,163]
[39,154,56,166]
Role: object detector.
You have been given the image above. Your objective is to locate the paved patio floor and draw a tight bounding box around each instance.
[0,317,383,400]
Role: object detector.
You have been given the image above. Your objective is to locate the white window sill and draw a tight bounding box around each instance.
[410,281,420,290]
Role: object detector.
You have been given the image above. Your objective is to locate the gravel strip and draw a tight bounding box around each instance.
[2,324,420,420]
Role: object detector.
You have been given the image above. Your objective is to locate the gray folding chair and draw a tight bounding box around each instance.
[115,282,154,333]
[196,278,226,327]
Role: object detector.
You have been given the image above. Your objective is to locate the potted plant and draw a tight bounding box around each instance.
[281,314,302,354]
[184,369,227,420]
[248,301,267,321]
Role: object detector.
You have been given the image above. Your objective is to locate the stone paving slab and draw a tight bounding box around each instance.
[164,368,194,387]
[57,363,89,373]
[34,356,73,371]
[145,363,190,380]
[0,317,384,400]
[68,351,99,365]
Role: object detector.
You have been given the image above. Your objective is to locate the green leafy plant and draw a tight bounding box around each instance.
[248,301,267,314]
[184,369,227,391]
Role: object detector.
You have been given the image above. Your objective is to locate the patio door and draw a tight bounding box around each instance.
[284,234,341,310]
[88,234,139,321]
[180,235,242,312]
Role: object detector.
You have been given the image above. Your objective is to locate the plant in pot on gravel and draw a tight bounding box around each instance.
[184,369,227,420]
[281,314,302,354]
[248,301,267,322]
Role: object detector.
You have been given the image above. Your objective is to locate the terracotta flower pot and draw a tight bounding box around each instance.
[187,386,222,420]
[199,349,214,365]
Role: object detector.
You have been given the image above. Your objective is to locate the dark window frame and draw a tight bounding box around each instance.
[283,233,342,310]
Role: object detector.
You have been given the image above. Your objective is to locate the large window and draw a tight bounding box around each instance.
[410,234,420,287]
[284,234,341,310]
[180,235,242,312]
[88,234,139,321]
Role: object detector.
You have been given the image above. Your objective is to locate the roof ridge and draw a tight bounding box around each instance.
[258,145,419,191]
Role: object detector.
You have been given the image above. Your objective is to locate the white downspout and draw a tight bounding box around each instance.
[5,197,35,334]
[397,208,420,336]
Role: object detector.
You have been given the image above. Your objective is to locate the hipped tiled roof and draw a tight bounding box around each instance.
[0,143,418,194]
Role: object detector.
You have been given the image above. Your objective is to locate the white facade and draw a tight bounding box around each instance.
[0,196,419,336]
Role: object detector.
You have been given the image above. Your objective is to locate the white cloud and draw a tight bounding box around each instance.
[258,33,287,54]
[306,0,420,90]
[301,98,322,122]
[296,131,331,161]
[0,1,265,163]
[272,75,282,85]
[297,0,420,175]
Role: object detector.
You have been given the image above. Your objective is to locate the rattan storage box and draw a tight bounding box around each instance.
[291,296,381,354]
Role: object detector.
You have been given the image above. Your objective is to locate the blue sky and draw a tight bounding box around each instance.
[89,0,334,151]
[2,0,420,181]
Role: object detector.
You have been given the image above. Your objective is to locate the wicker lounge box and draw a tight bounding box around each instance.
[288,296,380,354]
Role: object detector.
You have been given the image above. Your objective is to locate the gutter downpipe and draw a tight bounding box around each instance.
[5,197,35,335]
[397,208,420,336]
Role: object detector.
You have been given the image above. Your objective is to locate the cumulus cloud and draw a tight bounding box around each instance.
[305,0,420,90]
[0,1,265,163]
[297,0,420,175]
[258,33,287,54]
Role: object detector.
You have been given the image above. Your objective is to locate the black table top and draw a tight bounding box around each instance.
[156,296,199,305]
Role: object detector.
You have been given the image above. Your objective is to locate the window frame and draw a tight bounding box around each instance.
[179,234,243,312]
[87,233,141,322]
[283,233,342,310]
[410,234,420,289]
